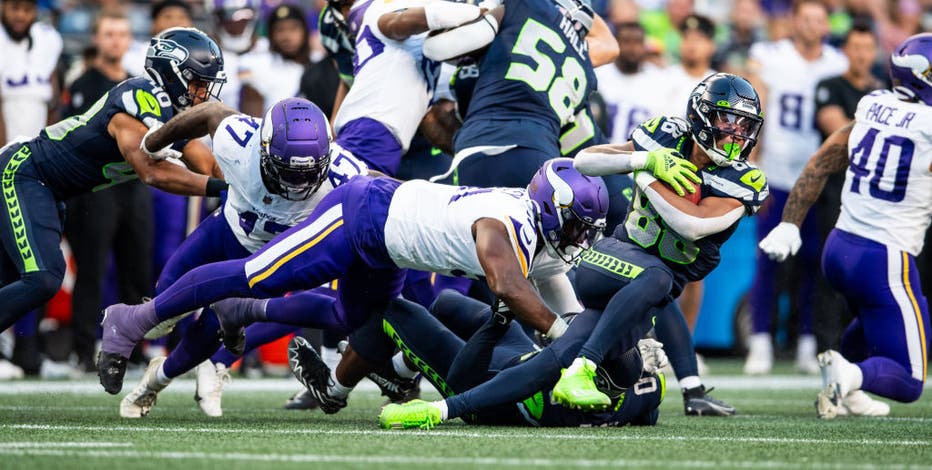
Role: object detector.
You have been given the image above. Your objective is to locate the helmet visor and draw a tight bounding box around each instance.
[557,209,606,254]
[709,109,762,161]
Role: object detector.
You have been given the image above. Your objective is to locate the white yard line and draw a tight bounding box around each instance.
[0,448,926,469]
[1,424,927,447]
[0,442,132,448]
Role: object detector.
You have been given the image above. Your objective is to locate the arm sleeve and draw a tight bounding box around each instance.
[636,171,745,241]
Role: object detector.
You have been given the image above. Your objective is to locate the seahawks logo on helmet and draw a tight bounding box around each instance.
[148,39,189,63]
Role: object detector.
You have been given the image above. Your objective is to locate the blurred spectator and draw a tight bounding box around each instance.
[0,0,62,145]
[122,0,194,77]
[206,0,268,111]
[640,0,694,63]
[61,7,153,376]
[608,0,640,26]
[0,0,62,380]
[811,23,882,352]
[240,4,310,116]
[744,0,848,376]
[712,0,767,75]
[596,22,663,143]
[658,13,716,117]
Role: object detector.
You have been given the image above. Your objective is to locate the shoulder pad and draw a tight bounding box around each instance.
[630,116,690,152]
[701,161,769,214]
[114,78,175,125]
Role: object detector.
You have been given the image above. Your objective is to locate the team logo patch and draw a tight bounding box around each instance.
[740,169,766,192]
[148,39,189,63]
[135,89,162,117]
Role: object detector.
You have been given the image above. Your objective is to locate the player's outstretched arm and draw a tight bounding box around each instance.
[473,218,565,339]
[576,143,700,196]
[780,122,853,227]
[110,112,224,196]
[586,14,619,67]
[378,2,491,41]
[143,101,239,152]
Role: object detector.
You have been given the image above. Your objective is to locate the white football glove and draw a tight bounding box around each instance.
[759,222,802,262]
[140,122,182,160]
[637,338,668,374]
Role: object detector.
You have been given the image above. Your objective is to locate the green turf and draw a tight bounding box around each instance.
[1,360,930,470]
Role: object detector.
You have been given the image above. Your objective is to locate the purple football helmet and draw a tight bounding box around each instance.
[526,158,609,262]
[259,98,333,201]
[890,33,932,106]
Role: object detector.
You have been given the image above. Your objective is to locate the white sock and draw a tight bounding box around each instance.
[320,347,340,371]
[431,400,449,420]
[842,360,864,393]
[154,363,173,388]
[679,375,702,390]
[392,352,418,379]
[328,369,354,399]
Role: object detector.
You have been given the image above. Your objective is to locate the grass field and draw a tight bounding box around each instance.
[0,359,930,470]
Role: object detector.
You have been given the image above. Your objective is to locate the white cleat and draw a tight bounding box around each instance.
[743,333,773,375]
[841,390,890,417]
[120,356,169,418]
[816,350,862,419]
[0,359,24,380]
[795,334,820,375]
[195,361,230,417]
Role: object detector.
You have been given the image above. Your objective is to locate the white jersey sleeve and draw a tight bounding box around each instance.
[333,0,437,152]
[595,63,665,143]
[836,90,932,256]
[215,114,367,253]
[383,182,539,279]
[751,39,848,190]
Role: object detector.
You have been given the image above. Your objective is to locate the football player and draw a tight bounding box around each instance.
[97,158,607,395]
[552,73,769,411]
[0,27,226,333]
[759,33,932,419]
[116,97,369,418]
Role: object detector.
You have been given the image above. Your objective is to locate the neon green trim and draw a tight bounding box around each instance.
[1,145,38,272]
[578,249,644,279]
[135,89,161,117]
[382,319,455,397]
[642,117,661,134]
[740,169,766,192]
[521,391,545,420]
[716,100,731,107]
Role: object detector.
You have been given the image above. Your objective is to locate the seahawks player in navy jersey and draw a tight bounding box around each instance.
[0,27,226,333]
[380,73,767,428]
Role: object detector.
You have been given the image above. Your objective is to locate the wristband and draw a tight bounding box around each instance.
[546,316,568,340]
[206,177,228,197]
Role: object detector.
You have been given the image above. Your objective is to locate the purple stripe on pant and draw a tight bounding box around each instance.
[822,228,928,402]
[749,187,821,335]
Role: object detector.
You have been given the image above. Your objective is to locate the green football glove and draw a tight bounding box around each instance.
[644,148,701,196]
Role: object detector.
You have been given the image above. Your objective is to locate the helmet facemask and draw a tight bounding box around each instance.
[694,104,762,167]
[259,148,330,201]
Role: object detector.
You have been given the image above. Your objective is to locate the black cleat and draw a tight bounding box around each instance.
[284,389,321,410]
[287,336,347,414]
[211,299,252,356]
[683,385,736,416]
[97,351,128,395]
[368,372,421,405]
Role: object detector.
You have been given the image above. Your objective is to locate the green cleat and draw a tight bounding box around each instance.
[379,399,442,430]
[552,357,611,411]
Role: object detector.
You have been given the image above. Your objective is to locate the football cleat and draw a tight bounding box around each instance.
[288,336,347,414]
[97,351,128,395]
[795,334,820,375]
[816,350,862,419]
[683,385,736,416]
[195,360,230,417]
[99,303,156,393]
[368,372,421,405]
[841,390,890,417]
[552,357,611,411]
[0,359,24,381]
[379,399,442,430]
[284,389,321,410]
[120,356,169,418]
[211,299,254,356]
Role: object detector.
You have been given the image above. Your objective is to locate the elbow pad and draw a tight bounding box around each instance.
[423,13,498,62]
[424,1,482,30]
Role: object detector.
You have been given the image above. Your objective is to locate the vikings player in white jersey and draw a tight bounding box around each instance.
[116,97,368,417]
[744,0,848,375]
[760,33,932,419]
[330,0,487,175]
[0,0,62,143]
